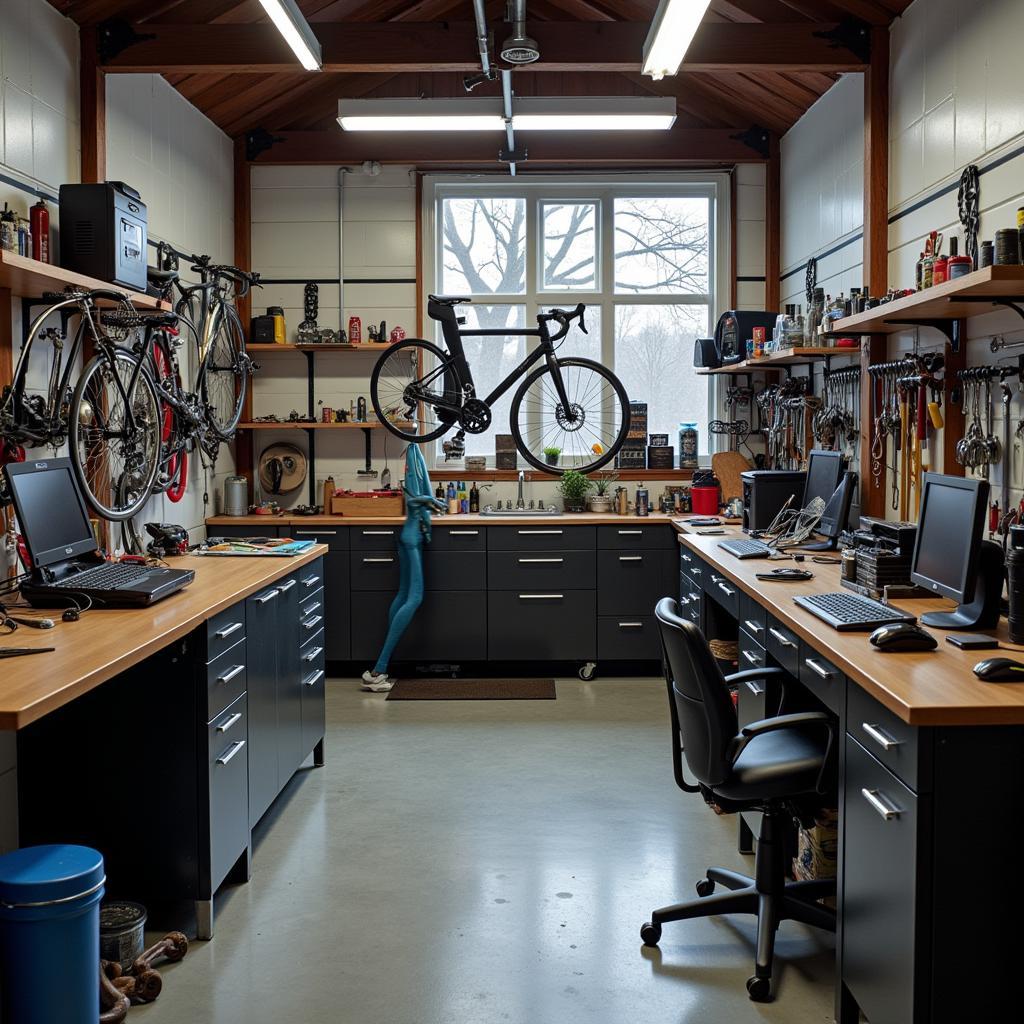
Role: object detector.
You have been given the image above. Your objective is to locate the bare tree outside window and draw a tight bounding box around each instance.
[614,197,709,295]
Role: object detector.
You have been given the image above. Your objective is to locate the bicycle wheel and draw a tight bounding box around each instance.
[370,338,462,443]
[202,305,247,438]
[510,357,630,474]
[70,349,162,521]
[151,340,188,503]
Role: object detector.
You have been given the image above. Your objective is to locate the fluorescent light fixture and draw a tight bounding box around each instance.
[642,0,712,81]
[337,97,675,133]
[512,96,676,131]
[258,0,322,72]
[338,98,505,132]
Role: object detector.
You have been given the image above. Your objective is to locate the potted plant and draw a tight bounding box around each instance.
[543,446,561,467]
[588,470,617,513]
[557,469,593,513]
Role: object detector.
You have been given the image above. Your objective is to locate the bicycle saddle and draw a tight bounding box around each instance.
[427,294,472,306]
[102,309,179,329]
[147,267,179,285]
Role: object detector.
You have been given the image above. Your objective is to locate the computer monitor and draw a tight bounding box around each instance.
[3,458,98,569]
[799,450,851,551]
[802,449,844,508]
[911,473,1001,630]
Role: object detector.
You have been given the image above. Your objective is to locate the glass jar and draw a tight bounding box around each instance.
[678,422,699,469]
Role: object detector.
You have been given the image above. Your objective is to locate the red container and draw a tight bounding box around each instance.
[30,200,49,263]
[691,485,720,515]
[348,316,361,343]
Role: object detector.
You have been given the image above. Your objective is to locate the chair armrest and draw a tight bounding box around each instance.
[730,711,836,795]
[724,667,788,687]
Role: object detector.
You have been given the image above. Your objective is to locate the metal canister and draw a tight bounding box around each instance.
[223,476,248,516]
[635,487,649,516]
[348,316,362,343]
[321,406,334,423]
[841,546,858,584]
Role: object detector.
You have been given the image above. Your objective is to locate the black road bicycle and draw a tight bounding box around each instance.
[370,296,630,474]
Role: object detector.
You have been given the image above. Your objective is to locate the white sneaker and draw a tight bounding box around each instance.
[361,670,394,693]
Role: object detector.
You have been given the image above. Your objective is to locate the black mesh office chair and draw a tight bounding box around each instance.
[641,597,838,1002]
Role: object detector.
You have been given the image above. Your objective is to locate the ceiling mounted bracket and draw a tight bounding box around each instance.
[812,18,871,65]
[498,145,528,165]
[96,17,156,63]
[731,126,771,160]
[246,128,286,162]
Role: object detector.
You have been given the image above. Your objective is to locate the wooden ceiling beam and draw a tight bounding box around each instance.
[710,0,812,21]
[100,21,868,74]
[250,127,769,165]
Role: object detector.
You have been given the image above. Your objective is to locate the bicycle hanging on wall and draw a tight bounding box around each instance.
[370,295,630,474]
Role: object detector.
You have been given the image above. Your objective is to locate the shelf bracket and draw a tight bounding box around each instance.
[246,128,285,162]
[730,125,772,160]
[812,17,871,64]
[954,296,1024,324]
[96,18,156,63]
[884,318,963,352]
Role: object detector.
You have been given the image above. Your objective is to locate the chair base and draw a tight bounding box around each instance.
[640,810,836,1002]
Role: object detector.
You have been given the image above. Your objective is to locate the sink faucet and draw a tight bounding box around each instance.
[516,469,526,510]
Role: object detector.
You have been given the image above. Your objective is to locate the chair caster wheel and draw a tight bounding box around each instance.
[746,975,772,1002]
[640,921,662,946]
[578,662,597,681]
[695,878,715,897]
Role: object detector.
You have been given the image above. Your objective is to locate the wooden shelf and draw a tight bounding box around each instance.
[236,420,388,430]
[696,345,855,375]
[0,250,169,310]
[430,468,694,481]
[247,342,394,352]
[829,265,1024,336]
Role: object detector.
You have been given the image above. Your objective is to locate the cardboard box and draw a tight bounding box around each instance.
[330,491,404,516]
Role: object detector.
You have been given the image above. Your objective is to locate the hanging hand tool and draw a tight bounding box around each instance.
[1002,383,1013,519]
[898,382,909,518]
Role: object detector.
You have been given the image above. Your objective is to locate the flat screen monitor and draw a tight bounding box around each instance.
[3,458,98,569]
[802,449,844,509]
[910,473,987,604]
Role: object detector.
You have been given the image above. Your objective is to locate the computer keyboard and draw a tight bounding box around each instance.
[718,538,772,559]
[794,591,917,632]
[63,562,153,591]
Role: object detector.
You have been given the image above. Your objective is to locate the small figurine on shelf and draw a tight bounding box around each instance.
[367,324,379,343]
[390,326,406,344]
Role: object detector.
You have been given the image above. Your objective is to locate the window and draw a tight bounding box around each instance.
[427,177,725,464]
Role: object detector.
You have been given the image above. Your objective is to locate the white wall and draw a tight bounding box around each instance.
[735,163,767,312]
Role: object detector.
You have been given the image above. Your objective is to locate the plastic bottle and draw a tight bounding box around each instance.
[469,482,479,513]
[446,481,458,515]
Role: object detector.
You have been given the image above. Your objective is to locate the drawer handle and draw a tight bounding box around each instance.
[302,668,325,688]
[302,575,321,588]
[717,582,736,597]
[617,529,643,535]
[301,601,322,616]
[744,679,764,695]
[742,619,763,633]
[302,614,323,630]
[690,567,703,576]
[619,555,643,562]
[449,530,479,535]
[363,557,395,563]
[519,593,563,599]
[681,553,693,563]
[216,740,246,766]
[689,591,701,603]
[296,529,337,535]
[804,658,834,680]
[518,529,563,535]
[216,711,242,734]
[214,621,243,640]
[303,645,324,663]
[254,588,280,605]
[278,578,297,592]
[518,557,564,563]
[216,664,245,686]
[618,621,643,628]
[742,650,761,666]
[362,530,394,535]
[861,722,902,751]
[768,627,795,648]
[861,788,901,821]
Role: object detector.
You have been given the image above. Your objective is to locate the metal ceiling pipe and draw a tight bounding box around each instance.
[501,68,516,176]
[501,0,539,64]
[471,0,492,76]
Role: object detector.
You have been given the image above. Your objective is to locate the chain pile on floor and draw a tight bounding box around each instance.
[99,931,188,1023]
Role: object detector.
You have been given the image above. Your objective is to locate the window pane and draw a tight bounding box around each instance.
[543,305,601,363]
[441,198,526,295]
[615,304,710,454]
[437,304,526,460]
[614,197,709,295]
[541,202,597,291]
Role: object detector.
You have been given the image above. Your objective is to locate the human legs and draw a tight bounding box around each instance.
[364,540,424,689]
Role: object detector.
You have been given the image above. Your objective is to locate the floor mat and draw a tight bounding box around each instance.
[386,678,557,700]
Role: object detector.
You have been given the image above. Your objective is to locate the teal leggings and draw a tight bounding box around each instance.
[372,537,424,675]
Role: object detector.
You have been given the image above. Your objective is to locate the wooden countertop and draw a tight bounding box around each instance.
[207,512,682,528]
[675,524,1024,727]
[0,547,325,731]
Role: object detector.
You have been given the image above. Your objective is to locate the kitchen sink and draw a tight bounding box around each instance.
[479,506,563,516]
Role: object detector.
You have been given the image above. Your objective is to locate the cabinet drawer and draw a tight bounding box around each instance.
[799,651,846,718]
[297,560,324,594]
[843,735,918,1024]
[421,550,487,591]
[678,574,701,626]
[488,525,595,551]
[350,591,487,661]
[597,550,672,615]
[597,616,660,660]
[736,657,768,725]
[206,638,247,722]
[429,525,486,551]
[597,525,675,550]
[350,551,400,591]
[678,547,707,586]
[488,550,595,590]
[739,593,767,641]
[738,629,767,671]
[206,603,246,663]
[300,627,325,663]
[300,587,323,621]
[848,685,920,791]
[488,591,595,660]
[300,660,326,759]
[706,570,740,617]
[208,694,249,893]
[350,527,400,551]
[299,605,325,642]
[765,616,801,676]
[288,526,348,550]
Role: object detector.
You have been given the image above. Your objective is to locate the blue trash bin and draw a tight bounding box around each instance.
[0,844,105,1024]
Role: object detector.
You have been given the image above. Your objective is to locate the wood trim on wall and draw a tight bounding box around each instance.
[729,167,738,310]
[79,26,105,183]
[765,136,781,310]
[233,137,254,494]
[863,26,890,297]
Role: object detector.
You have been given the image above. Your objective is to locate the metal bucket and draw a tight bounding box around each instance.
[100,900,147,970]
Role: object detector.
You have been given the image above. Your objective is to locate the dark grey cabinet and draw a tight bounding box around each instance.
[488,590,596,661]
[207,694,249,900]
[276,577,303,783]
[246,583,282,828]
[351,590,487,661]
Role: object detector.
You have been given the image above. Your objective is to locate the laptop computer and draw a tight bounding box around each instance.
[5,458,195,608]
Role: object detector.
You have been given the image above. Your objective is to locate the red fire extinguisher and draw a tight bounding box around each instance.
[348,316,362,344]
[30,200,49,263]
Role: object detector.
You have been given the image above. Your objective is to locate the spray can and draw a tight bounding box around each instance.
[635,487,649,517]
[30,200,49,262]
[348,316,362,344]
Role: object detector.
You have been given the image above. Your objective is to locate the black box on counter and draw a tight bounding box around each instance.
[649,433,669,447]
[647,445,674,469]
[495,434,517,470]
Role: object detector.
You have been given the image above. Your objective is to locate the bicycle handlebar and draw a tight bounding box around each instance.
[540,303,588,342]
[187,257,261,296]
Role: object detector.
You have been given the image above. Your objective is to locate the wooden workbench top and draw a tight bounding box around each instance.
[206,512,682,528]
[0,547,325,731]
[675,524,1024,727]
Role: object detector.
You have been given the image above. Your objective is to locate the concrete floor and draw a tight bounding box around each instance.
[137,677,835,1024]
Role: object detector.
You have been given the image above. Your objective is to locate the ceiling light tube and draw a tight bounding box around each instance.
[258,0,322,72]
[338,98,505,132]
[512,96,677,131]
[642,0,712,81]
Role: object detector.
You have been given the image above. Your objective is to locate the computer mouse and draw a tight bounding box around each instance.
[869,623,938,652]
[973,657,1024,682]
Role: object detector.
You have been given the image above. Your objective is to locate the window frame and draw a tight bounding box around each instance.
[422,173,731,467]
